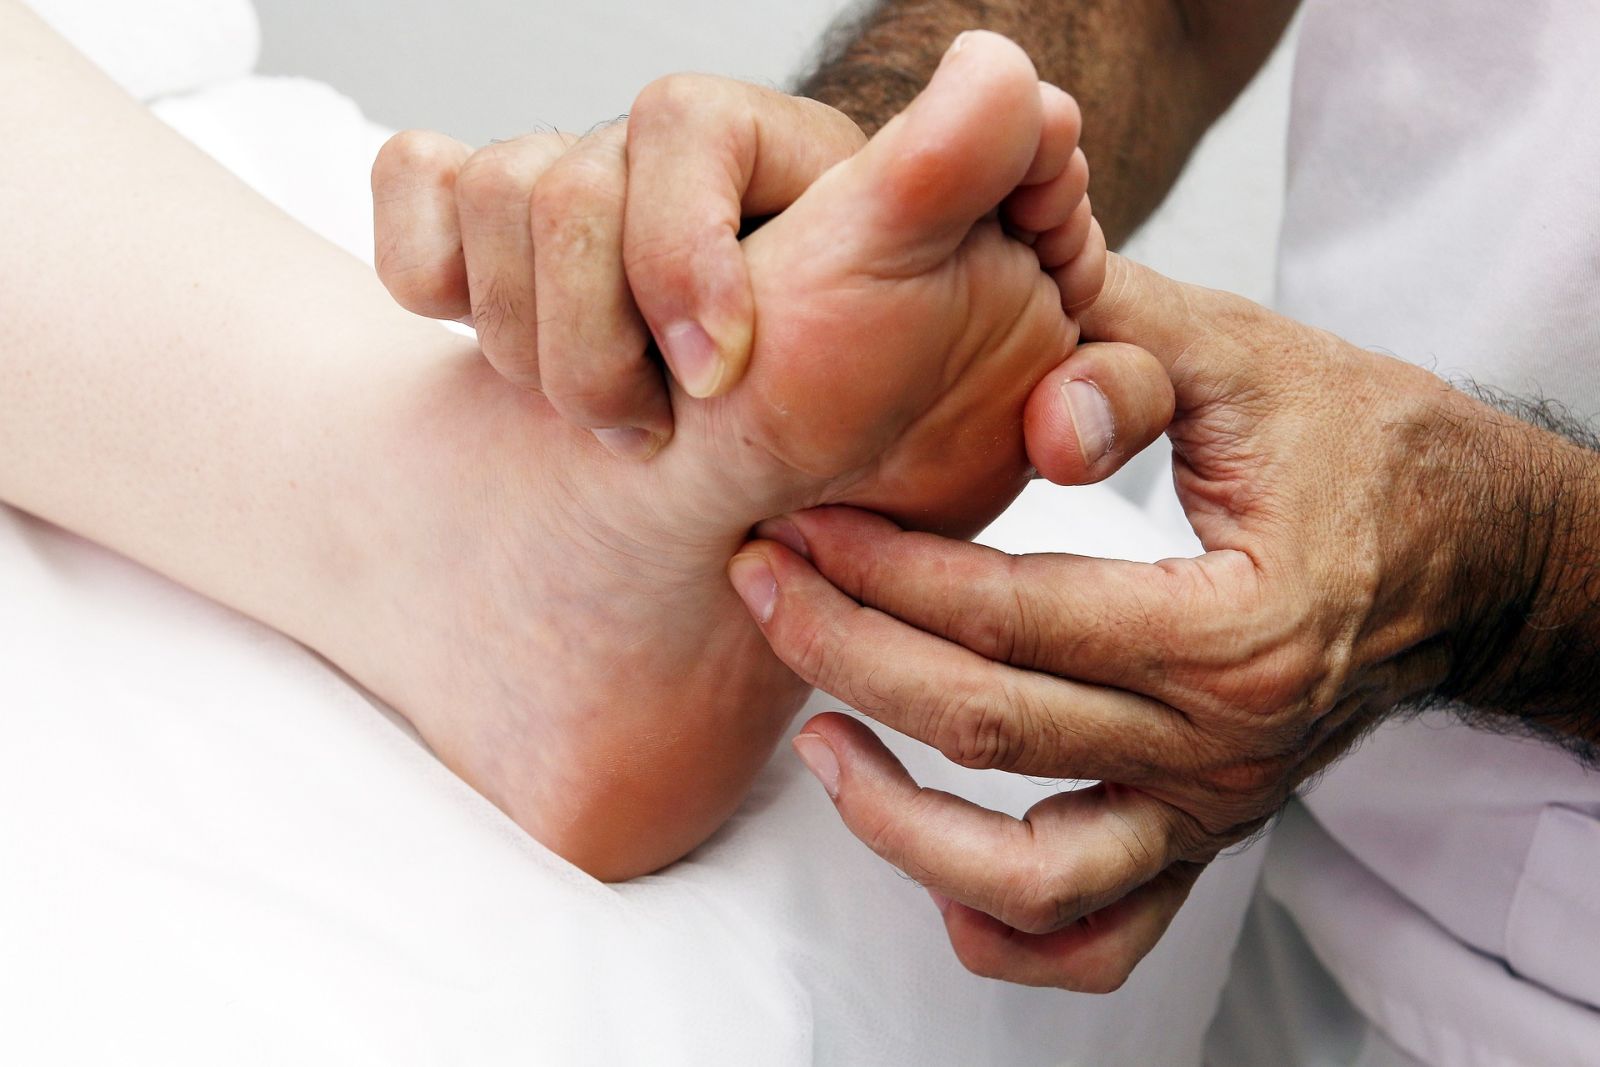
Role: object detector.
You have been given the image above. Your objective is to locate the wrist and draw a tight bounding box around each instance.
[1425,385,1600,737]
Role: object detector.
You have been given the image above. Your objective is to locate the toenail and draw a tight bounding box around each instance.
[792,734,841,799]
[728,554,778,624]
[1063,378,1115,465]
[592,426,663,461]
[662,320,725,399]
[754,517,810,559]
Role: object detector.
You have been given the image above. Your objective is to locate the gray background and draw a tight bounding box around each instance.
[252,0,1299,498]
[254,0,853,146]
[252,0,1295,301]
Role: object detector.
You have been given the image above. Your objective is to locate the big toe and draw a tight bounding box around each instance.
[831,30,1045,272]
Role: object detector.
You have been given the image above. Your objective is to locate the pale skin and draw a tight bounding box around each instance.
[0,12,1126,881]
[419,0,1600,991]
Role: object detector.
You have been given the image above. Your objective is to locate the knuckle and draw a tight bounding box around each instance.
[1001,573,1070,666]
[1103,816,1167,881]
[855,803,907,863]
[855,790,938,878]
[631,72,718,127]
[457,146,537,219]
[792,631,916,731]
[530,159,624,248]
[985,589,1038,665]
[375,129,461,181]
[947,558,1046,665]
[933,686,1027,772]
[786,614,846,692]
[1009,867,1080,936]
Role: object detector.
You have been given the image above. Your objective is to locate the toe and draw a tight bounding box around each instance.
[839,30,1045,274]
[1050,210,1109,316]
[1005,146,1090,238]
[1034,193,1095,271]
[1020,83,1083,186]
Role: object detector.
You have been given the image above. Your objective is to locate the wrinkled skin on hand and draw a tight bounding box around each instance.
[731,252,1508,991]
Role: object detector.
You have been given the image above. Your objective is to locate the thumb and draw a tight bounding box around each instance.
[1024,342,1174,486]
[1077,253,1207,367]
[624,77,866,399]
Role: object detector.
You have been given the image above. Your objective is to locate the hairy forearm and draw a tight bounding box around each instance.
[1430,388,1600,756]
[797,0,1299,245]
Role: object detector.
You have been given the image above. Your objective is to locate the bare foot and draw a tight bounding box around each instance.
[342,32,1105,879]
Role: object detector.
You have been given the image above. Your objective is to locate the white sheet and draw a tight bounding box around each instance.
[0,72,1263,1066]
[23,0,261,102]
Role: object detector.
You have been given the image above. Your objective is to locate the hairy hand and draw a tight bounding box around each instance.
[369,78,865,457]
[728,253,1526,991]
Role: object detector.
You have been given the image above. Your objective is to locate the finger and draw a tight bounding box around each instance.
[937,860,1204,991]
[529,122,672,451]
[1077,251,1211,360]
[796,714,1204,936]
[754,506,1247,697]
[729,544,1187,782]
[371,129,473,319]
[1024,342,1174,485]
[455,132,570,390]
[625,74,866,398]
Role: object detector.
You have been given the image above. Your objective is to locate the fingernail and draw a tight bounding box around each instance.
[662,320,725,399]
[753,517,810,560]
[927,889,953,916]
[792,733,841,799]
[1063,378,1115,465]
[728,554,778,624]
[946,31,974,59]
[593,426,663,461]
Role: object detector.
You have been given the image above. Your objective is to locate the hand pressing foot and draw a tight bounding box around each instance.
[353,32,1107,879]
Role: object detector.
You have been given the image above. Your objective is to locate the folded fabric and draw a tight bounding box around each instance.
[0,478,1264,1066]
[151,76,390,264]
[23,0,260,101]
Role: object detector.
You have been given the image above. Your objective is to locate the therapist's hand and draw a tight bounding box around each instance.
[727,253,1519,991]
[369,78,865,458]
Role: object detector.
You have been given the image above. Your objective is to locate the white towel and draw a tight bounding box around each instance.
[0,477,1266,1066]
[23,0,261,101]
